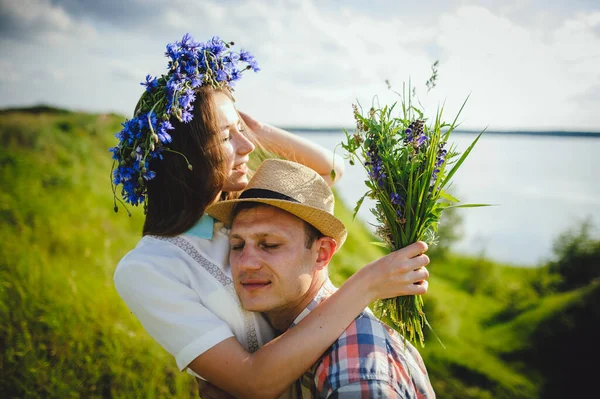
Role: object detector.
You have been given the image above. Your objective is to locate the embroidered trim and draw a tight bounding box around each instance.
[154,236,259,352]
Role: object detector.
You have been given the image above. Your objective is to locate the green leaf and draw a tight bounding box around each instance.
[446,203,494,209]
[439,191,460,203]
[370,241,389,248]
[352,192,369,220]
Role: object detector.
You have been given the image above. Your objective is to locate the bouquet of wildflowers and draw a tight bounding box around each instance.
[340,83,486,347]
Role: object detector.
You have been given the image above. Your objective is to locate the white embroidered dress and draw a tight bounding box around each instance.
[113,215,276,378]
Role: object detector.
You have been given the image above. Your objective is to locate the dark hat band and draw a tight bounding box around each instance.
[239,188,300,203]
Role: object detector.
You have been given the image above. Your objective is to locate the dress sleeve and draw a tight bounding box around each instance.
[113,254,235,371]
[327,380,404,398]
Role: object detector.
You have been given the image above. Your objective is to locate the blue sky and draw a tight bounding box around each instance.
[1,0,599,130]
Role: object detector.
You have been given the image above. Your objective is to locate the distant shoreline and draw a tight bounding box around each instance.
[1,105,598,138]
[285,127,600,138]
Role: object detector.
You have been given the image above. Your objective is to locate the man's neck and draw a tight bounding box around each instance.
[265,273,327,332]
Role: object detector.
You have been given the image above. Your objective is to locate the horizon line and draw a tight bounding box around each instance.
[1,104,599,136]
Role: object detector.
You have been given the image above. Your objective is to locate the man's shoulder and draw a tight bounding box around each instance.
[309,310,433,398]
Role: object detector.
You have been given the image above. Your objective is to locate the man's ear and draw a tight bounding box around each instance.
[314,237,337,270]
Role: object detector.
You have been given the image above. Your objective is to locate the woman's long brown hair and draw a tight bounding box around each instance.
[142,87,275,236]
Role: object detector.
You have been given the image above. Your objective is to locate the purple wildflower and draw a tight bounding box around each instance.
[404,120,428,150]
[391,192,406,218]
[365,147,386,187]
[430,142,447,191]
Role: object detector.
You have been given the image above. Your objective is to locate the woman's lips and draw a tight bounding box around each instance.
[233,163,248,174]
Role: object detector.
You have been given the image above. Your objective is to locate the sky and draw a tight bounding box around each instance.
[0,0,599,130]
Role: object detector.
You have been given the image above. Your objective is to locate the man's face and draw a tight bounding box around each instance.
[229,205,318,314]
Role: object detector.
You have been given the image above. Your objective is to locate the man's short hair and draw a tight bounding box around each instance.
[232,202,324,249]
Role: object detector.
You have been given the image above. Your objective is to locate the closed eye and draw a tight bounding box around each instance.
[230,242,244,251]
[260,243,280,250]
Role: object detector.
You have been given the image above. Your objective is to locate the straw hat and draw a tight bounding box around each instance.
[206,159,347,248]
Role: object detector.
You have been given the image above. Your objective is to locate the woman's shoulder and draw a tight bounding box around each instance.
[118,235,184,262]
[114,235,191,280]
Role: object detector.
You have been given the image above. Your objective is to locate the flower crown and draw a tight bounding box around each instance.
[110,33,260,214]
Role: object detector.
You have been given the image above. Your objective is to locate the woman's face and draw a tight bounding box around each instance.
[213,91,255,192]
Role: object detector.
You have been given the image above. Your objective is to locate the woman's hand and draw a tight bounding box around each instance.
[358,241,430,302]
[238,110,264,134]
[236,109,344,186]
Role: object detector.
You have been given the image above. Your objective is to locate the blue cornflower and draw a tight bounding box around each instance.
[208,36,225,55]
[109,146,119,160]
[141,74,159,92]
[139,111,158,132]
[142,160,156,181]
[239,49,253,62]
[230,68,242,82]
[191,74,204,88]
[178,33,194,49]
[157,121,174,144]
[182,109,194,123]
[135,146,143,162]
[223,53,240,68]
[184,62,198,76]
[112,33,261,210]
[216,69,227,82]
[166,43,179,62]
[249,59,260,72]
[179,89,196,109]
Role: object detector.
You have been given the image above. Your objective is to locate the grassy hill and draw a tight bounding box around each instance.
[1,107,598,398]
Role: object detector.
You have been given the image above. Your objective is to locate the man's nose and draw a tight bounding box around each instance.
[236,245,262,271]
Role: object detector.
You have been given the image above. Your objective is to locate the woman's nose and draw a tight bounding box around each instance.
[235,131,255,155]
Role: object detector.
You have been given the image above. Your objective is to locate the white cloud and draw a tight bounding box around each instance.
[0,0,599,130]
[0,0,97,45]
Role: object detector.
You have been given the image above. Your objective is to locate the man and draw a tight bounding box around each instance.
[207,159,435,398]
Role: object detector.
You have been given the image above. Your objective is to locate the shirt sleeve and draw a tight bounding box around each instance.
[113,253,235,371]
[327,380,404,398]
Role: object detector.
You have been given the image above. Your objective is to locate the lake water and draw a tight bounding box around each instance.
[292,130,600,266]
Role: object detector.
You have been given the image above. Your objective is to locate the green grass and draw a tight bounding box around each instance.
[1,108,598,398]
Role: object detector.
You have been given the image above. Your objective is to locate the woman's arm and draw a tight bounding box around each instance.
[189,241,430,399]
[239,111,344,186]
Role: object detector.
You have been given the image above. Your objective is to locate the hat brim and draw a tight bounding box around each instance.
[206,198,348,249]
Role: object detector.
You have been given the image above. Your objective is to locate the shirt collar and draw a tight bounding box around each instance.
[185,214,215,240]
[290,279,337,328]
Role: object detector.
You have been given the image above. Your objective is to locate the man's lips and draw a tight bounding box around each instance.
[239,279,271,291]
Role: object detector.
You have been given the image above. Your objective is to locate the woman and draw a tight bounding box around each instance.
[112,34,430,399]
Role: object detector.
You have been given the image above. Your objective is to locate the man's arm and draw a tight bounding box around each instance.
[327,380,405,398]
[195,378,235,399]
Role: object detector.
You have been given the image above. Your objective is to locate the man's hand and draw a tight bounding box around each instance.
[196,377,236,399]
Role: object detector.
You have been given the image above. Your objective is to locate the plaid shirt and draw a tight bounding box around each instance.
[289,280,435,399]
